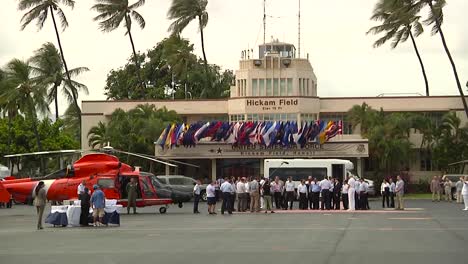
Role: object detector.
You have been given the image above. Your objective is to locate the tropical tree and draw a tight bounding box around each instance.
[87,121,110,149]
[62,104,80,141]
[30,42,89,120]
[368,0,430,96]
[0,59,49,153]
[167,0,210,97]
[17,0,83,136]
[421,0,468,118]
[87,104,181,170]
[346,103,377,136]
[91,0,147,96]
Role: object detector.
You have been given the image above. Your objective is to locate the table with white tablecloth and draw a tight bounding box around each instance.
[45,201,122,227]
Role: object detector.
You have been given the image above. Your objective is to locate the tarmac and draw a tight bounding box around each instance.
[0,199,467,264]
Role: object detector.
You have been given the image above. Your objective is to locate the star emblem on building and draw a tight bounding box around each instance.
[216,148,223,154]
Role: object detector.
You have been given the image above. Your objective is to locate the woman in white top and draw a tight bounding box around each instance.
[347,177,356,210]
[381,179,390,208]
[462,176,468,211]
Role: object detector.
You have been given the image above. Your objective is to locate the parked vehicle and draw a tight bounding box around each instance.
[156,175,208,201]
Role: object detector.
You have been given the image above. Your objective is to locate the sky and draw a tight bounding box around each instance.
[1,0,467,115]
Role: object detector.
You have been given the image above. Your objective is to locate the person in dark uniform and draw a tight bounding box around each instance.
[126,177,138,214]
[333,178,342,210]
[79,187,91,226]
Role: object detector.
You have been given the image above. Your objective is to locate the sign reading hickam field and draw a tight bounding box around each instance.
[245,98,299,112]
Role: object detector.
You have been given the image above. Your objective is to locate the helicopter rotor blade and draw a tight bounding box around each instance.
[109,149,177,168]
[138,153,200,168]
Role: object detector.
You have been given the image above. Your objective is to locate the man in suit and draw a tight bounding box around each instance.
[333,178,342,210]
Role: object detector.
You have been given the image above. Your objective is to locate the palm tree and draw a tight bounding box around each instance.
[87,121,110,149]
[17,0,83,137]
[422,0,468,118]
[0,59,49,152]
[368,0,430,96]
[30,42,89,120]
[167,0,210,97]
[91,0,147,96]
[346,103,378,136]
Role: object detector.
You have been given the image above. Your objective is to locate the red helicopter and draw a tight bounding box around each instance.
[0,148,194,214]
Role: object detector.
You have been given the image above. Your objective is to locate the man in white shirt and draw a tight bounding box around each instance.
[354,179,361,210]
[272,177,283,210]
[297,180,308,210]
[358,179,369,210]
[245,178,251,211]
[193,180,201,214]
[249,178,260,213]
[285,177,295,210]
[236,178,247,212]
[77,180,86,196]
[206,181,217,215]
[389,178,396,208]
[259,178,266,209]
[319,177,332,210]
[220,178,234,214]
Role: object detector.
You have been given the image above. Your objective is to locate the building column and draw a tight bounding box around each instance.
[165,164,170,175]
[211,159,217,181]
[357,158,363,177]
[259,159,264,178]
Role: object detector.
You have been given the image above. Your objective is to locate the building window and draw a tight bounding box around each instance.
[280,78,286,96]
[273,78,279,96]
[252,79,258,96]
[259,79,265,96]
[287,78,293,96]
[266,79,272,96]
[243,79,247,96]
[298,78,302,95]
[306,79,310,96]
[237,80,240,96]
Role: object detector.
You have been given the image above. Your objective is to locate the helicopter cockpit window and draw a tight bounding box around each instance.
[97,178,115,189]
[140,176,155,197]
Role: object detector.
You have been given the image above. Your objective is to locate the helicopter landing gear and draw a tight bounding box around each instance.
[159,206,167,214]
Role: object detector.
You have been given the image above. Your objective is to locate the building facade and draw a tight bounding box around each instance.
[82,41,468,182]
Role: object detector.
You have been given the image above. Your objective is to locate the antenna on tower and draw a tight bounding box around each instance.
[263,0,266,46]
[298,0,301,58]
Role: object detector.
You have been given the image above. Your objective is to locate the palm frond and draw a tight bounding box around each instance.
[55,7,69,31]
[131,10,145,29]
[20,3,49,30]
[129,0,146,9]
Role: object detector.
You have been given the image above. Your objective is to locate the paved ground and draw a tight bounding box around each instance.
[0,199,467,264]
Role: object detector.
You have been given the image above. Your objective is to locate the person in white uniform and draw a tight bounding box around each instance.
[462,176,468,211]
[259,178,265,209]
[347,177,356,211]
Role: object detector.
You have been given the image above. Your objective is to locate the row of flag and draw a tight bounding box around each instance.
[155,120,343,149]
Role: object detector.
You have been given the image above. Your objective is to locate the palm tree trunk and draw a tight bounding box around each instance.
[198,15,210,98]
[50,6,82,145]
[7,114,12,154]
[125,15,146,97]
[53,84,59,121]
[428,3,468,118]
[408,31,429,96]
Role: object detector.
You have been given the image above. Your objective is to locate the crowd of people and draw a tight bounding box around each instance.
[429,176,468,209]
[193,175,407,214]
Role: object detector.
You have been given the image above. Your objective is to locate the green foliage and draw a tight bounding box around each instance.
[0,116,79,175]
[86,104,181,171]
[30,42,89,120]
[349,103,468,175]
[104,35,234,100]
[18,0,75,31]
[87,104,181,154]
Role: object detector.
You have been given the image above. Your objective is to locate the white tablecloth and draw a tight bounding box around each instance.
[50,206,69,214]
[67,205,122,227]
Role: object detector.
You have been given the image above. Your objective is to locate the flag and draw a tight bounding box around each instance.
[263,121,277,147]
[194,122,210,142]
[338,120,343,135]
[326,121,339,141]
[156,124,171,148]
[319,121,334,144]
[165,124,177,148]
